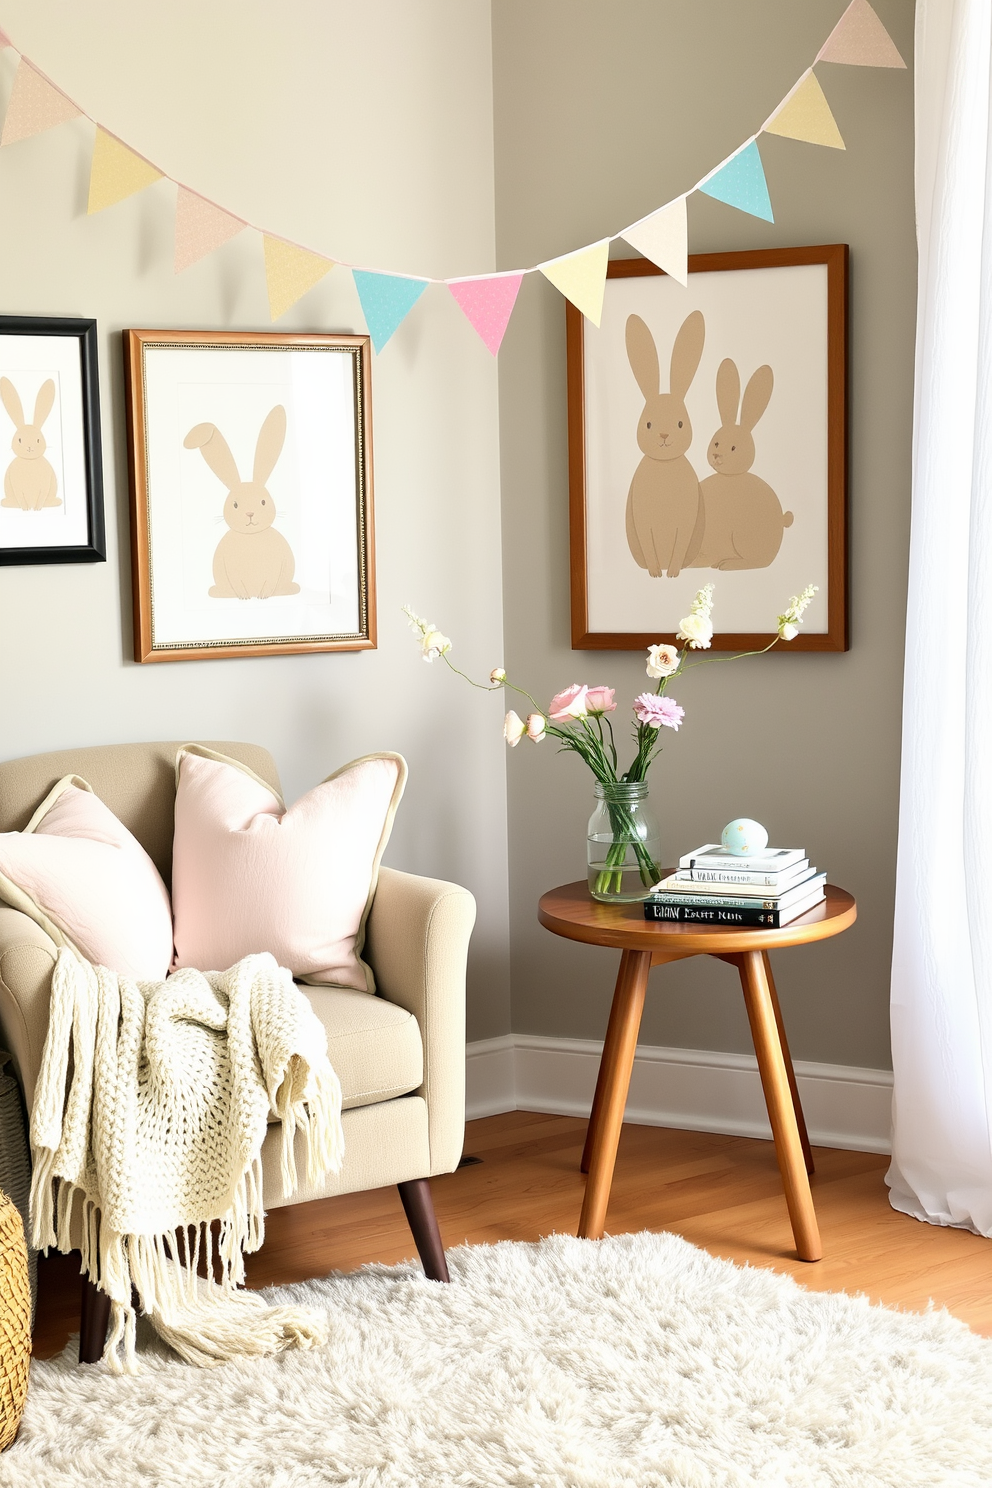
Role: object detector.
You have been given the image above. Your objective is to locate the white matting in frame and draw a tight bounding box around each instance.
[126,332,374,661]
[568,247,847,651]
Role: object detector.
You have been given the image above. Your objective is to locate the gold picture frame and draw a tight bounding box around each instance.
[124,328,375,663]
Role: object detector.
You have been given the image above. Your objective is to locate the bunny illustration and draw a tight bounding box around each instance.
[624,310,705,579]
[1,377,60,510]
[183,406,300,599]
[689,359,794,571]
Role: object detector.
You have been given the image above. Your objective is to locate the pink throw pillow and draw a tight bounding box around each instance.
[171,746,407,991]
[0,777,174,981]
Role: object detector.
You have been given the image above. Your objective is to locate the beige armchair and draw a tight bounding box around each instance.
[0,741,476,1360]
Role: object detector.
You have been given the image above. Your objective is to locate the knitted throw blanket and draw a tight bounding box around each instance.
[29,948,344,1372]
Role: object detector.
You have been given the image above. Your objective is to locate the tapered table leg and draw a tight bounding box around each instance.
[737,949,822,1262]
[578,948,651,1240]
[79,1276,111,1364]
[762,952,814,1176]
[581,950,636,1175]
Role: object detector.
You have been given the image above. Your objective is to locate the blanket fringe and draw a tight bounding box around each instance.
[29,950,343,1372]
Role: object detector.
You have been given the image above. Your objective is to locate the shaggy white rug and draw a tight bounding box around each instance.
[4,1230,991,1486]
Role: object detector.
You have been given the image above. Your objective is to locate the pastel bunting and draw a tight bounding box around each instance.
[352,270,429,352]
[621,198,688,285]
[175,189,246,274]
[447,274,523,354]
[817,0,906,68]
[88,128,163,214]
[262,236,333,319]
[698,140,774,223]
[1,61,81,147]
[539,239,610,326]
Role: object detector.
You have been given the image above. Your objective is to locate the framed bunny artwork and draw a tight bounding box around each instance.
[0,316,105,567]
[567,244,848,651]
[123,329,375,662]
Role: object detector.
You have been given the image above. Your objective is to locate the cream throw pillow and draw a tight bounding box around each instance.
[171,746,407,992]
[0,776,174,980]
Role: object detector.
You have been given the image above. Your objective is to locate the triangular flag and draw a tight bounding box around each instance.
[621,198,688,286]
[817,0,906,67]
[448,273,523,355]
[1,61,81,147]
[764,73,845,149]
[698,141,774,223]
[539,239,610,326]
[352,270,429,352]
[88,128,163,214]
[174,188,246,273]
[0,29,13,49]
[263,237,333,319]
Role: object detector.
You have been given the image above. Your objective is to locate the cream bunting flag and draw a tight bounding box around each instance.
[263,236,333,320]
[1,61,81,147]
[764,72,845,149]
[817,0,906,68]
[621,198,688,286]
[174,188,246,273]
[88,128,163,214]
[539,239,610,326]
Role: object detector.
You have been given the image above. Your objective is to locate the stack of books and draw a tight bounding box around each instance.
[644,844,826,927]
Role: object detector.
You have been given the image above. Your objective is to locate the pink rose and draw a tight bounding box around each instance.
[633,693,684,731]
[584,686,616,716]
[549,684,590,722]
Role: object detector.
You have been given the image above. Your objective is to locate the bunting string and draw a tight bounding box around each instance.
[0,2,904,352]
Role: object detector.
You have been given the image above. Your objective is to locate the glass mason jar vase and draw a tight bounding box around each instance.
[587,780,662,903]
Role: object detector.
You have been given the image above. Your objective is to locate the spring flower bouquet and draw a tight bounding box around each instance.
[405,583,817,902]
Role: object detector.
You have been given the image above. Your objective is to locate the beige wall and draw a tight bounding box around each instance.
[492,0,916,1069]
[0,1,511,1041]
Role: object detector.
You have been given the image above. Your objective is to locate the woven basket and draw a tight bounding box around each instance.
[0,1189,30,1450]
[0,1056,35,1319]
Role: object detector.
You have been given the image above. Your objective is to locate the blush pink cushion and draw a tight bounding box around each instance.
[171,747,407,991]
[0,777,174,981]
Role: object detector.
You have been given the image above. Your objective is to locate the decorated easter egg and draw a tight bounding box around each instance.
[721,818,768,857]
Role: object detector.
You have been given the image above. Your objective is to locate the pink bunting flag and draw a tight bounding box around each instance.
[817,0,906,68]
[174,187,246,273]
[1,60,81,147]
[448,273,523,355]
[0,28,13,49]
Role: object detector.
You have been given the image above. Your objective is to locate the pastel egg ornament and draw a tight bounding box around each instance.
[721,818,768,857]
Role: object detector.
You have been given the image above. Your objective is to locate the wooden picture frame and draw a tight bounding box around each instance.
[124,328,375,663]
[567,244,848,651]
[0,315,105,567]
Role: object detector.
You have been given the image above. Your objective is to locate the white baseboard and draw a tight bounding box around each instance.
[466,1033,892,1154]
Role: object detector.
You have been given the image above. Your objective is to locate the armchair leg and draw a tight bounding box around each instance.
[79,1276,110,1364]
[397,1177,450,1283]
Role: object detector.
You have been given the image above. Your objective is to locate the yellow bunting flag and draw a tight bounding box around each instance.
[88,128,162,214]
[174,188,246,273]
[1,61,81,147]
[539,239,610,326]
[263,236,333,320]
[764,73,845,150]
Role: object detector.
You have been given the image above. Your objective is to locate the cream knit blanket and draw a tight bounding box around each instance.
[29,948,344,1372]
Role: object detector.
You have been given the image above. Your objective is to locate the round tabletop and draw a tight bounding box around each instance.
[538,880,857,955]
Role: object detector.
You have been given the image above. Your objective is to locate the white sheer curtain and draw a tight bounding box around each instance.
[888,0,992,1235]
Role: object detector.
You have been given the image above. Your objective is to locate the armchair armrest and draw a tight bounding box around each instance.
[0,906,58,1110]
[363,866,475,1175]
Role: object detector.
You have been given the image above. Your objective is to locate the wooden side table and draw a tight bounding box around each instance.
[537,881,857,1262]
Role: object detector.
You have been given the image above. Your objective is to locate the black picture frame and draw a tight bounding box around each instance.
[0,315,105,566]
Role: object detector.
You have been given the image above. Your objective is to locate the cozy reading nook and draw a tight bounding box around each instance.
[0,0,991,1481]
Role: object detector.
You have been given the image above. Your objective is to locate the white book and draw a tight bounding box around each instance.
[678,844,807,872]
[650,874,827,912]
[681,859,810,887]
[654,866,818,899]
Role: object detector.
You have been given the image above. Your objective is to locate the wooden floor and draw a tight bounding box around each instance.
[32,1110,992,1359]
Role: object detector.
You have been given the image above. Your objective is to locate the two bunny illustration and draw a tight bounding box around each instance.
[624,312,793,576]
[184,405,300,600]
[0,377,61,511]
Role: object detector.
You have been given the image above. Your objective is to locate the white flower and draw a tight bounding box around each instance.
[676,612,713,650]
[777,584,818,640]
[676,584,715,649]
[504,710,526,746]
[526,712,547,742]
[646,643,679,679]
[490,667,507,684]
[421,629,451,663]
